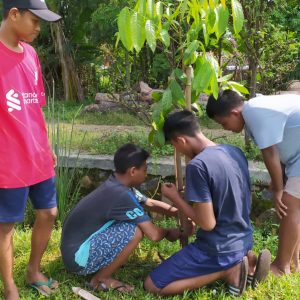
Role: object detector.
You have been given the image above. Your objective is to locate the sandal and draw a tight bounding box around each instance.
[86,281,133,293]
[247,249,271,288]
[29,278,58,297]
[228,256,249,297]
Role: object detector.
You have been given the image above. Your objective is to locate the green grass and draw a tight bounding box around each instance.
[47,123,261,160]
[3,221,300,299]
[44,101,262,161]
[43,101,145,126]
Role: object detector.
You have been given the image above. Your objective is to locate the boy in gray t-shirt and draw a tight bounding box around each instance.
[61,143,182,293]
[207,90,300,276]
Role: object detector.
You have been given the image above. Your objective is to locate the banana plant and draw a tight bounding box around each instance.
[117,0,248,146]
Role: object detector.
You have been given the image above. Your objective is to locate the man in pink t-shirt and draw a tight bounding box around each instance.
[0,1,61,299]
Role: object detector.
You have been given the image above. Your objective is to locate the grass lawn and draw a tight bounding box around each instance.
[3,220,300,300]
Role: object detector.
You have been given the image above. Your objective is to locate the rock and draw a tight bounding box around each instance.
[287,80,300,91]
[81,104,100,113]
[83,93,122,113]
[80,175,93,189]
[256,208,279,227]
[140,178,160,193]
[95,93,120,103]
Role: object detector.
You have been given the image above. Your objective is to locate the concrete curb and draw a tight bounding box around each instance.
[59,153,270,185]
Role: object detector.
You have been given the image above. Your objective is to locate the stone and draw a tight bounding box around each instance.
[140,178,160,193]
[256,208,279,227]
[80,175,93,189]
[287,80,300,91]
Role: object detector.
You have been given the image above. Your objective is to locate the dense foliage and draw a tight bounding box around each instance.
[0,1,299,101]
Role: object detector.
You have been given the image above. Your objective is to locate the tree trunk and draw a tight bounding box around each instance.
[51,22,84,102]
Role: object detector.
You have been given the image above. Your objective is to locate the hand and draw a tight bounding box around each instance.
[161,183,180,203]
[52,150,57,168]
[165,228,182,242]
[272,190,287,219]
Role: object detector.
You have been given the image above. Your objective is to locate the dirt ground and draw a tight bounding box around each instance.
[70,123,239,140]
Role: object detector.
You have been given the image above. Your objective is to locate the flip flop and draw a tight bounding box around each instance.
[85,281,109,292]
[86,281,133,293]
[248,249,271,288]
[228,256,249,297]
[29,278,58,297]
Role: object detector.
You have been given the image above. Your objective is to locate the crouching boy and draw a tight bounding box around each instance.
[144,110,271,296]
[61,143,182,293]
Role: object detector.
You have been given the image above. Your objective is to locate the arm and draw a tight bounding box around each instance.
[161,183,216,231]
[137,221,181,242]
[261,145,287,218]
[144,198,178,217]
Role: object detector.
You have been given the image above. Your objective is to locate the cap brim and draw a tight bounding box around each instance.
[29,9,62,22]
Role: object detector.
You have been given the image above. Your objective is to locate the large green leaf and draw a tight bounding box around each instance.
[145,19,157,52]
[135,0,146,15]
[161,88,173,113]
[207,8,216,34]
[131,12,146,52]
[147,0,155,18]
[215,5,229,40]
[152,102,164,127]
[206,54,219,77]
[228,81,249,94]
[202,23,209,46]
[160,29,170,47]
[169,79,186,107]
[210,72,219,99]
[183,40,199,65]
[156,1,163,19]
[117,8,133,51]
[193,57,213,93]
[231,0,244,34]
[155,129,165,146]
[152,91,163,102]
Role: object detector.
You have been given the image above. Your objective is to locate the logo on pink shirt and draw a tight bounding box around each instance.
[6,89,21,112]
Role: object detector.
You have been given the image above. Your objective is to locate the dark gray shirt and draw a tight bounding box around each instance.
[185,145,253,255]
[60,175,150,272]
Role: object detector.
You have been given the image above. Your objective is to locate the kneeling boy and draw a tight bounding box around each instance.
[144,110,270,296]
[61,143,182,293]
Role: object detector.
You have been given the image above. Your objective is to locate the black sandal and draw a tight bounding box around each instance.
[228,256,249,296]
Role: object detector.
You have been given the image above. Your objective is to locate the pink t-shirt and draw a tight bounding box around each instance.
[0,41,55,188]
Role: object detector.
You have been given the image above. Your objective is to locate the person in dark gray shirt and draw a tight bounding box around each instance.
[61,144,184,293]
[144,110,271,297]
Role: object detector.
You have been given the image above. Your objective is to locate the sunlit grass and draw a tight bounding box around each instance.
[2,222,300,299]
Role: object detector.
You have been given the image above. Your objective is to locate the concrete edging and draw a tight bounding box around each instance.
[59,153,270,185]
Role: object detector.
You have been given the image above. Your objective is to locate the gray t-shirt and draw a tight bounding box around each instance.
[60,175,150,272]
[185,145,253,255]
[242,95,300,177]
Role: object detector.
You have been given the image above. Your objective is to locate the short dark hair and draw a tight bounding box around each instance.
[206,90,244,119]
[163,110,200,141]
[114,143,150,174]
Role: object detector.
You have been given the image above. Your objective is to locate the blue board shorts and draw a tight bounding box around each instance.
[150,242,250,289]
[0,177,57,223]
[77,221,136,275]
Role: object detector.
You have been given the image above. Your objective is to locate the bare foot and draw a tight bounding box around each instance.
[270,262,289,276]
[291,258,299,273]
[90,277,134,293]
[4,284,20,300]
[26,269,58,287]
[247,250,258,276]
